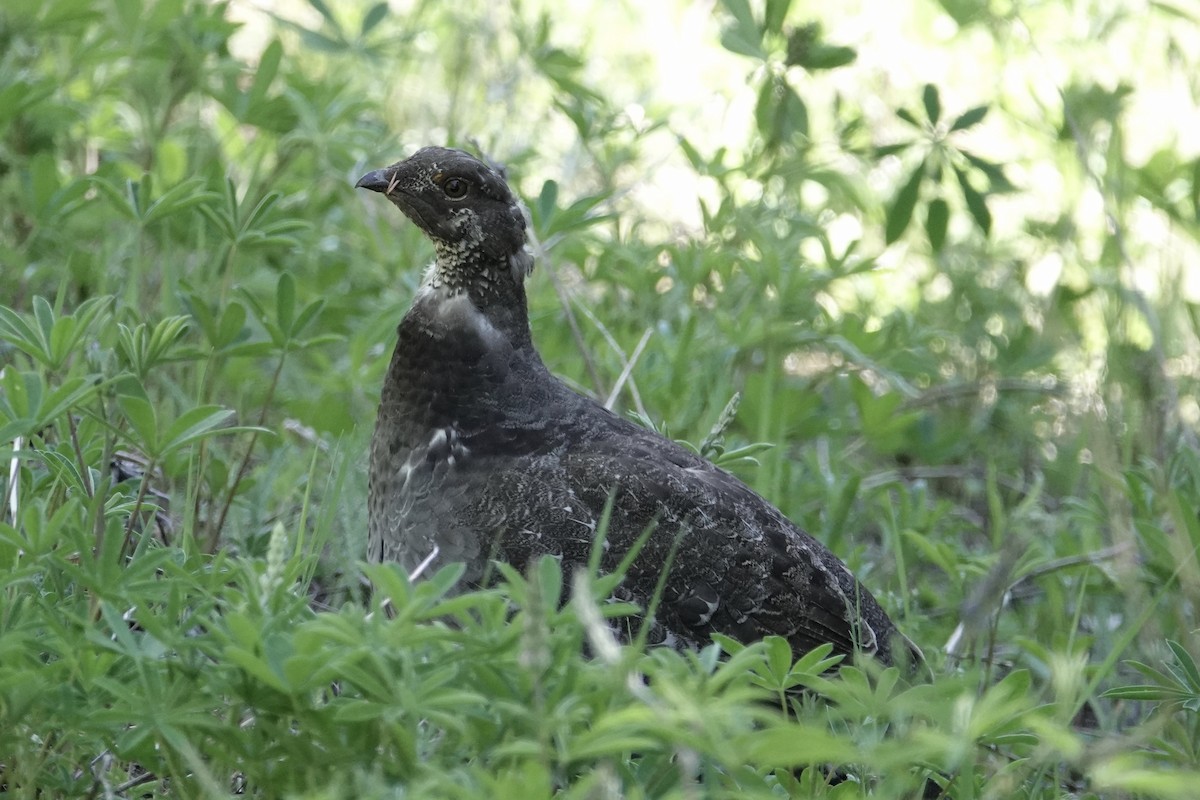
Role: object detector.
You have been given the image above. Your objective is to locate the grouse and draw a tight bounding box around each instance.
[357,147,916,667]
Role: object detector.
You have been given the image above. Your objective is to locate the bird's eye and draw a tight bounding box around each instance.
[443,177,468,199]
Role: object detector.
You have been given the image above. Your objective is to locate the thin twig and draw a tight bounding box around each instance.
[1010,543,1132,587]
[68,413,94,497]
[121,456,158,557]
[408,544,440,582]
[6,435,19,526]
[207,351,287,551]
[2,367,15,525]
[860,464,1028,493]
[573,301,651,419]
[113,770,158,794]
[523,223,606,398]
[604,327,654,411]
[900,377,1062,410]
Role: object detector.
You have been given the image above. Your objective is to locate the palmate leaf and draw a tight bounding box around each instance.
[116,316,191,377]
[0,370,101,438]
[0,296,112,370]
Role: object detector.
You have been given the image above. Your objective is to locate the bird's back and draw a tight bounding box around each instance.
[369,291,909,665]
[358,146,916,669]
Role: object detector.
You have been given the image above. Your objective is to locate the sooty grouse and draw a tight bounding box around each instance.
[357,147,916,667]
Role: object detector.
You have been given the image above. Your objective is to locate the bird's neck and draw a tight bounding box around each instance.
[383,268,542,431]
[418,248,534,346]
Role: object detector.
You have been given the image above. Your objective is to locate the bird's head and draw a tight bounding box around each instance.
[356,147,533,295]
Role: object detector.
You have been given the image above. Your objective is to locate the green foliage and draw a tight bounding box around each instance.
[881,83,1005,246]
[3,0,1200,796]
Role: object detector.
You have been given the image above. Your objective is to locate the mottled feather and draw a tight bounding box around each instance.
[358,146,917,667]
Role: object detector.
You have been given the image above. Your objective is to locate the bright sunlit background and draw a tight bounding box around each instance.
[4,0,1200,796]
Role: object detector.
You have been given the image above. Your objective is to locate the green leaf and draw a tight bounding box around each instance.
[873,142,913,158]
[950,104,989,132]
[568,728,660,761]
[534,554,563,610]
[35,376,99,431]
[790,643,841,676]
[0,371,97,441]
[886,159,926,244]
[1102,684,1191,701]
[799,42,855,70]
[0,369,38,425]
[141,178,213,227]
[896,107,923,128]
[87,176,139,221]
[245,40,282,116]
[785,24,856,71]
[756,75,808,147]
[225,645,288,692]
[306,0,341,32]
[360,2,387,35]
[0,305,48,364]
[119,395,159,453]
[276,272,296,335]
[1190,157,1200,220]
[962,151,1014,192]
[739,724,857,765]
[763,0,792,34]
[298,27,347,53]
[242,192,283,235]
[291,299,325,339]
[1167,639,1200,692]
[922,83,941,124]
[159,406,241,455]
[32,297,55,353]
[29,152,59,212]
[215,302,247,349]
[199,205,234,240]
[711,632,747,656]
[535,179,559,229]
[926,197,949,252]
[953,164,992,235]
[763,635,793,684]
[719,0,764,58]
[937,0,989,25]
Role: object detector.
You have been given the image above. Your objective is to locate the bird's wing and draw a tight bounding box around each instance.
[459,403,894,662]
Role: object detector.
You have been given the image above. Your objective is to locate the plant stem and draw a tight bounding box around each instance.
[205,349,287,551]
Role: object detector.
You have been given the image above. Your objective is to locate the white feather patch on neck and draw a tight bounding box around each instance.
[413,283,505,348]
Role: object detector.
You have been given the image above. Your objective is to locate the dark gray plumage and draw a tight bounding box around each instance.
[357,146,917,667]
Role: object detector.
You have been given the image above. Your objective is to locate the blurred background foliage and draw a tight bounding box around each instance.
[3,0,1200,796]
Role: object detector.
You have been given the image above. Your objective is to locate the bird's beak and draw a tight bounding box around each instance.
[355,168,391,193]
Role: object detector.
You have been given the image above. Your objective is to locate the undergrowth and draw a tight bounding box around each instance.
[3,0,1200,797]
